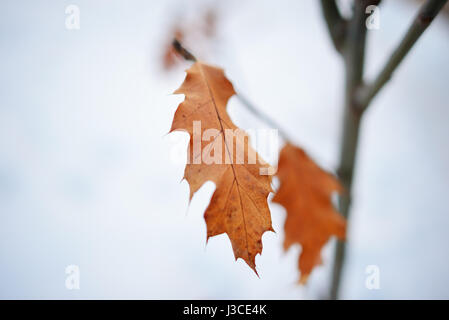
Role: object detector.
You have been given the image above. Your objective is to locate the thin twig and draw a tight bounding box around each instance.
[235,92,293,143]
[172,39,293,143]
[356,0,448,110]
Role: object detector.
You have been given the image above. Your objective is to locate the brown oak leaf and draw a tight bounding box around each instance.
[272,143,346,283]
[170,62,274,274]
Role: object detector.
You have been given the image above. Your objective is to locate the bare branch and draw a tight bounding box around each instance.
[330,0,381,300]
[319,0,347,53]
[357,0,448,110]
[330,0,447,300]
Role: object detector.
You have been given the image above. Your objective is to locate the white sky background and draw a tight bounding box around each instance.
[0,0,448,299]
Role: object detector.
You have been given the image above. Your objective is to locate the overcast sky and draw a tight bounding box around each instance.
[0,0,448,299]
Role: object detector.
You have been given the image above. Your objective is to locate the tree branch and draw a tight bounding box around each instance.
[356,0,448,110]
[330,0,381,300]
[172,39,293,143]
[330,0,446,300]
[320,0,347,53]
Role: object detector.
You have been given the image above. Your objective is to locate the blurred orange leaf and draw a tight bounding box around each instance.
[273,143,346,283]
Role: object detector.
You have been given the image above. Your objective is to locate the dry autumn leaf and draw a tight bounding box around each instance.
[170,61,274,274]
[272,143,346,283]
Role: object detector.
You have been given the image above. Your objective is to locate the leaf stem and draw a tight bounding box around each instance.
[172,39,197,62]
